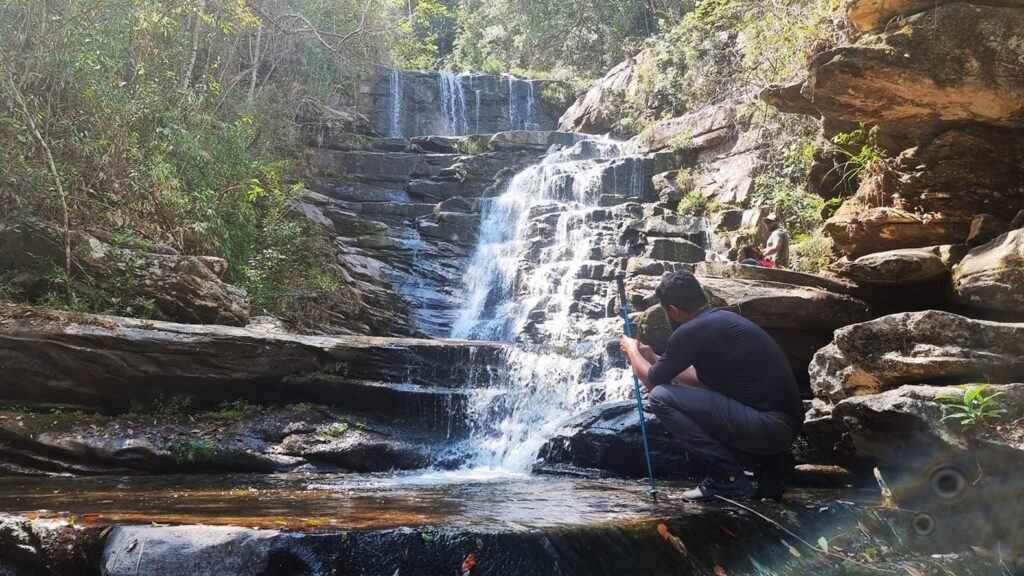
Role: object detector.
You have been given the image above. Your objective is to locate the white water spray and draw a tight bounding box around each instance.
[452,137,649,473]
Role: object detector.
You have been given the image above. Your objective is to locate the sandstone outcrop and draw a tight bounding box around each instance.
[558,50,654,134]
[808,311,1024,406]
[0,307,504,414]
[0,227,249,326]
[952,228,1024,314]
[832,245,964,286]
[805,4,1024,136]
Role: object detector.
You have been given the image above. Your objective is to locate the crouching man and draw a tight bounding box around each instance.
[620,271,803,501]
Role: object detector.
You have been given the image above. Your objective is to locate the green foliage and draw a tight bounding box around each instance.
[937,385,1007,429]
[449,0,666,81]
[210,399,259,420]
[789,231,834,274]
[538,82,578,115]
[602,0,842,133]
[677,191,716,216]
[667,128,695,152]
[171,436,219,463]
[325,417,351,437]
[153,395,193,418]
[392,0,456,70]
[455,136,487,155]
[751,175,824,239]
[829,124,887,192]
[0,0,370,326]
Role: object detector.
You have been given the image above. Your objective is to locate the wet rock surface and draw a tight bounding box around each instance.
[0,479,1016,576]
[0,405,440,476]
[536,401,695,479]
[0,307,504,413]
[370,67,564,138]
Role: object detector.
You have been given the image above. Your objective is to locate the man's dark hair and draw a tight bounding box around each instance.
[655,270,708,312]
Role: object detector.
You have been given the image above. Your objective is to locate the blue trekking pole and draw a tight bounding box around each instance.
[615,270,658,500]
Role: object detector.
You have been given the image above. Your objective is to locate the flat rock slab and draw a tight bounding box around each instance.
[0,307,505,412]
[0,474,1011,576]
[809,310,1024,405]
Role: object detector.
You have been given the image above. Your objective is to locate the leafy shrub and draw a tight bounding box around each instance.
[677,191,715,215]
[937,385,1006,429]
[751,175,825,239]
[789,231,834,273]
[171,436,219,463]
[1,0,358,327]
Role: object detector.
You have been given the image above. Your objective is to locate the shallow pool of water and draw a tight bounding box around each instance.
[0,471,871,532]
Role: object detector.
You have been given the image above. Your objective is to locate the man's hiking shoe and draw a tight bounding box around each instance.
[682,475,756,502]
[753,451,794,501]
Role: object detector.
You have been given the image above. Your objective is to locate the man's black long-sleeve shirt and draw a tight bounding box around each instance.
[647,307,804,424]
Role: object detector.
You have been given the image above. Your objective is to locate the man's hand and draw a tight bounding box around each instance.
[620,335,639,356]
[638,343,660,364]
[620,335,655,391]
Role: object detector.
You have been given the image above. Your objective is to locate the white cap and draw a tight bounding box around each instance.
[765,213,779,221]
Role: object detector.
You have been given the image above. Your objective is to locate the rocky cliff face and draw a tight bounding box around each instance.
[752,1,1024,518]
[370,67,565,138]
[762,0,1024,317]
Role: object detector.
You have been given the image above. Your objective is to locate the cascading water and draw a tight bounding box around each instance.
[388,67,404,138]
[438,72,469,136]
[506,76,538,131]
[451,137,651,473]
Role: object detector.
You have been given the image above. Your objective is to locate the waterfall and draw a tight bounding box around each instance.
[507,76,538,131]
[438,72,469,135]
[452,137,649,472]
[525,80,537,130]
[388,67,404,138]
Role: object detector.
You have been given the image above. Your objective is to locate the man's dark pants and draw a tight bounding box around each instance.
[647,384,796,479]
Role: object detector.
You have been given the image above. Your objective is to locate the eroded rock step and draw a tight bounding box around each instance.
[0,307,506,413]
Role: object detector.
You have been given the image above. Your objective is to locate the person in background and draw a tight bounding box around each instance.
[736,246,774,268]
[761,214,790,268]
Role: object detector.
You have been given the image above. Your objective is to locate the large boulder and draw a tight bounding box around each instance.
[832,245,963,286]
[640,101,741,151]
[808,311,1024,405]
[952,228,1024,314]
[535,401,695,478]
[824,206,972,259]
[0,227,249,326]
[805,383,1024,470]
[558,50,654,135]
[803,3,1024,136]
[0,306,504,413]
[625,275,875,334]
